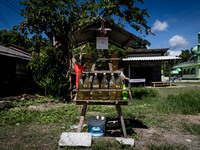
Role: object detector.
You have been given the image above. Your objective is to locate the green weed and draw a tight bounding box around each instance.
[0,105,79,126]
[158,90,200,114]
[182,123,200,136]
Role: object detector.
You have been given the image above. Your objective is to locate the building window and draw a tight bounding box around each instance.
[191,68,195,75]
[183,69,186,75]
[187,68,190,74]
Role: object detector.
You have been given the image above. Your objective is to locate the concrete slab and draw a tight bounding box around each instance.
[116,137,135,147]
[59,132,92,147]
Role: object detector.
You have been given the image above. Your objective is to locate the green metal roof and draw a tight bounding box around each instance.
[170,70,179,74]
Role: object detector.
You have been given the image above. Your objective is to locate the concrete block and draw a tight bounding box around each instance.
[59,132,92,147]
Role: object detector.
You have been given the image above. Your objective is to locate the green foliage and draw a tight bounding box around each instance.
[183,123,200,135]
[130,87,158,99]
[29,46,69,97]
[158,90,200,115]
[0,29,31,49]
[179,49,193,63]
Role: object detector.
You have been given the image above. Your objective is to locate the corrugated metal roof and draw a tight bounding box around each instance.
[123,56,181,61]
[0,45,31,60]
[128,48,169,53]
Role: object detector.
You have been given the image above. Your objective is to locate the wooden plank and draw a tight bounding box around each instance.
[73,89,129,92]
[74,100,128,106]
[116,105,127,138]
[96,58,121,61]
[77,104,87,132]
[82,70,122,74]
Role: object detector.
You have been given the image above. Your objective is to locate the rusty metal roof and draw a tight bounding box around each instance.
[0,45,31,60]
[68,18,139,49]
[127,48,169,55]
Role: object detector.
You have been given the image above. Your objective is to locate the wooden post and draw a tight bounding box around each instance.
[116,105,127,138]
[77,104,87,132]
[128,64,131,88]
[168,60,171,81]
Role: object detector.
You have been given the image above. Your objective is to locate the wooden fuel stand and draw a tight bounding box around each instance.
[74,61,132,138]
[69,18,136,138]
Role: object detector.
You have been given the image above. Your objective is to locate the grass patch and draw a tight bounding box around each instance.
[0,104,79,126]
[182,123,200,136]
[158,90,200,115]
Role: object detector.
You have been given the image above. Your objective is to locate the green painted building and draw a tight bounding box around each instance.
[173,32,200,80]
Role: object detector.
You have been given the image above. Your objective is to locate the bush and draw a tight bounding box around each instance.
[130,88,158,99]
[158,90,200,115]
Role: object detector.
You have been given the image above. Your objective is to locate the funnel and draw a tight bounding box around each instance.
[74,64,83,89]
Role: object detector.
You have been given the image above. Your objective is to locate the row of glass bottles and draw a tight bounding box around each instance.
[77,73,126,100]
[84,50,118,70]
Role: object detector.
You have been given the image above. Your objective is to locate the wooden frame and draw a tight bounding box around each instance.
[75,100,129,138]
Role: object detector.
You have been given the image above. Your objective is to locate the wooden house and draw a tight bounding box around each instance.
[0,44,31,97]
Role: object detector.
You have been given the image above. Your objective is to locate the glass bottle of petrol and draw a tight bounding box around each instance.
[83,73,91,100]
[109,73,116,100]
[111,50,118,70]
[91,73,99,100]
[101,73,108,100]
[116,73,122,100]
[77,73,84,100]
[84,50,92,70]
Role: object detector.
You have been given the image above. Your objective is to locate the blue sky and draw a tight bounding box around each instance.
[0,0,200,56]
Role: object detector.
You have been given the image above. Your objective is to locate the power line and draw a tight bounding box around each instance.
[0,0,20,15]
[5,0,21,12]
[0,14,11,29]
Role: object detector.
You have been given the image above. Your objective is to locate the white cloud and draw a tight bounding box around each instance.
[169,35,190,50]
[152,20,168,32]
[168,50,182,56]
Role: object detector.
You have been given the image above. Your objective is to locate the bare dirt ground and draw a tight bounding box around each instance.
[133,114,200,150]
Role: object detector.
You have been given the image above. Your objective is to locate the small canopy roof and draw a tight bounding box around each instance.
[68,18,139,48]
[171,70,179,74]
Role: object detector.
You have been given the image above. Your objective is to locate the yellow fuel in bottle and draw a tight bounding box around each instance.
[109,73,116,100]
[101,73,108,100]
[116,73,122,100]
[77,74,84,100]
[111,50,118,70]
[84,50,92,70]
[91,73,99,100]
[83,73,91,100]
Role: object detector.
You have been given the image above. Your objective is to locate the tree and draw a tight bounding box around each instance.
[16,0,151,99]
[179,49,192,63]
[0,29,31,49]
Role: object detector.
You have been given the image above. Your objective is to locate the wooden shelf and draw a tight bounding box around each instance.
[73,89,129,92]
[96,58,121,61]
[82,70,123,73]
[74,99,129,105]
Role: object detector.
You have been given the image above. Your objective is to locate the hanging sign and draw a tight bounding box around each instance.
[96,37,108,49]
